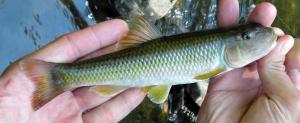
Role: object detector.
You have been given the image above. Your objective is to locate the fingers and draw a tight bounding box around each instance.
[286,38,300,87]
[217,0,239,28]
[27,19,128,63]
[247,2,277,27]
[32,91,82,123]
[72,86,124,111]
[77,43,117,61]
[82,88,145,123]
[271,27,285,36]
[257,35,300,104]
[217,1,277,28]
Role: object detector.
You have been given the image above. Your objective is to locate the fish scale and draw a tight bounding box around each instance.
[51,34,223,88]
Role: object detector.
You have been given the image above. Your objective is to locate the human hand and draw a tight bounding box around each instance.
[197,1,300,123]
[287,38,300,89]
[0,20,145,123]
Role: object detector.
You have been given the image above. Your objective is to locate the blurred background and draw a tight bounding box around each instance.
[0,0,299,122]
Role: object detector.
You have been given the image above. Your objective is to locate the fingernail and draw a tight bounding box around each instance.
[288,69,300,84]
[280,40,293,55]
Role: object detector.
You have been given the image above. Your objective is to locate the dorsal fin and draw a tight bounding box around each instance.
[116,17,163,50]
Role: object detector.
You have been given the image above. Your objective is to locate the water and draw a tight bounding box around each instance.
[0,0,95,74]
[0,0,299,122]
[255,0,300,37]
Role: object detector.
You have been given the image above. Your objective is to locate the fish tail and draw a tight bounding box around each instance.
[20,59,63,110]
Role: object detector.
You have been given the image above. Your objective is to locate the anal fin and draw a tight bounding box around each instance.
[144,85,172,104]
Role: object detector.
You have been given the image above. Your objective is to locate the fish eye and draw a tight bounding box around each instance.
[241,32,251,40]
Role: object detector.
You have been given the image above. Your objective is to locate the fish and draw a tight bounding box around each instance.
[21,18,277,110]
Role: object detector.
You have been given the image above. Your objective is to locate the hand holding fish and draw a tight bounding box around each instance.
[0,1,299,123]
[0,20,145,123]
[197,2,300,123]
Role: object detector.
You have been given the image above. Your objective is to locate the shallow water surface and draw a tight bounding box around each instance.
[0,0,95,73]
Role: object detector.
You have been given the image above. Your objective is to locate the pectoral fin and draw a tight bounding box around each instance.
[90,85,126,97]
[194,67,225,80]
[144,85,172,104]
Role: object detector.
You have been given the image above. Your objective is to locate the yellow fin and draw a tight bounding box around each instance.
[142,86,152,92]
[115,17,163,51]
[145,85,171,104]
[90,85,126,97]
[194,67,225,80]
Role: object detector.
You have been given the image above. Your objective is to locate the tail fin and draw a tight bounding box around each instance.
[20,59,63,110]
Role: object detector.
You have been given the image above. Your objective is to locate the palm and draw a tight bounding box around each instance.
[0,69,30,123]
[199,67,261,122]
[1,64,83,123]
[201,67,298,123]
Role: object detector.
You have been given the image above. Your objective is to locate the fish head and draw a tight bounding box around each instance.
[223,23,277,68]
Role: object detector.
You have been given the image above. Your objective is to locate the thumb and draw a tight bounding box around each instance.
[286,38,300,88]
[257,35,299,104]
